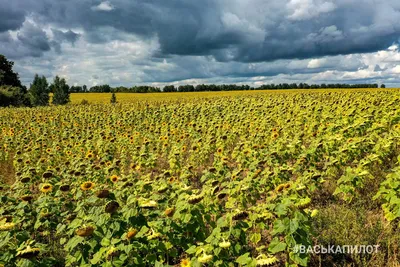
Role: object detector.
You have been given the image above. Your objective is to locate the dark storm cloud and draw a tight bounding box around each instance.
[0,2,26,32]
[0,22,52,59]
[52,29,80,44]
[17,22,51,52]
[1,0,400,87]
[2,0,400,63]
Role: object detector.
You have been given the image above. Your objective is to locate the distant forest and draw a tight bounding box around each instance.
[74,83,384,93]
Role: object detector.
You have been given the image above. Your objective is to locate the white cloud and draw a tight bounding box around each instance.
[287,0,336,20]
[91,1,114,12]
[308,58,327,69]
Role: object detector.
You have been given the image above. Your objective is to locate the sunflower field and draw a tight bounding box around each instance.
[1,90,400,267]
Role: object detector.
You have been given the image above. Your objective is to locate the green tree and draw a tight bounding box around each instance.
[29,74,49,106]
[0,54,23,88]
[110,92,117,104]
[52,76,70,105]
[0,86,31,107]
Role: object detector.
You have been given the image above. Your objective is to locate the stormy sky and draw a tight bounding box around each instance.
[1,0,400,87]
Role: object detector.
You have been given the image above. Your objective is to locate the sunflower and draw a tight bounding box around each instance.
[0,222,16,231]
[75,225,95,237]
[256,255,278,266]
[219,241,231,248]
[198,254,213,263]
[232,210,249,221]
[16,246,40,259]
[96,189,110,198]
[180,258,191,267]
[311,209,319,218]
[86,152,94,159]
[20,177,31,183]
[188,194,204,205]
[147,232,161,240]
[42,171,53,179]
[217,147,223,154]
[59,184,70,192]
[80,181,95,191]
[164,207,175,217]
[130,163,137,170]
[40,183,53,193]
[110,175,119,183]
[275,184,286,193]
[295,197,312,209]
[126,228,138,240]
[106,247,119,260]
[105,201,120,214]
[140,200,158,209]
[20,195,33,202]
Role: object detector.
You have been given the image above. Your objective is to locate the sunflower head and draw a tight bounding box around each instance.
[140,200,158,209]
[42,171,53,179]
[80,181,95,191]
[180,258,191,267]
[75,225,95,237]
[232,210,249,221]
[187,194,204,205]
[275,184,286,193]
[96,189,110,198]
[105,201,120,214]
[40,183,53,193]
[256,255,279,266]
[106,247,119,260]
[126,228,138,240]
[198,254,213,263]
[164,207,175,217]
[295,197,312,209]
[16,246,40,259]
[20,177,31,184]
[219,241,231,248]
[110,175,119,183]
[59,184,70,192]
[20,195,33,202]
[0,222,16,231]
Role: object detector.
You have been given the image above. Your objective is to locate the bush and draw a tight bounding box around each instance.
[0,86,31,107]
[80,99,89,105]
[110,93,117,104]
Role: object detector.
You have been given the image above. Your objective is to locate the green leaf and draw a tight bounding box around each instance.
[249,233,261,245]
[65,236,84,251]
[289,251,309,266]
[289,219,299,234]
[271,218,289,235]
[186,245,197,254]
[235,253,252,265]
[268,238,287,253]
[90,247,107,264]
[101,238,111,247]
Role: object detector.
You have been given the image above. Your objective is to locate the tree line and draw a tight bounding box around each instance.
[73,82,383,94]
[0,54,388,107]
[0,55,70,107]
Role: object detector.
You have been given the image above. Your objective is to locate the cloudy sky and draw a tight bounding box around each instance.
[1,0,400,87]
